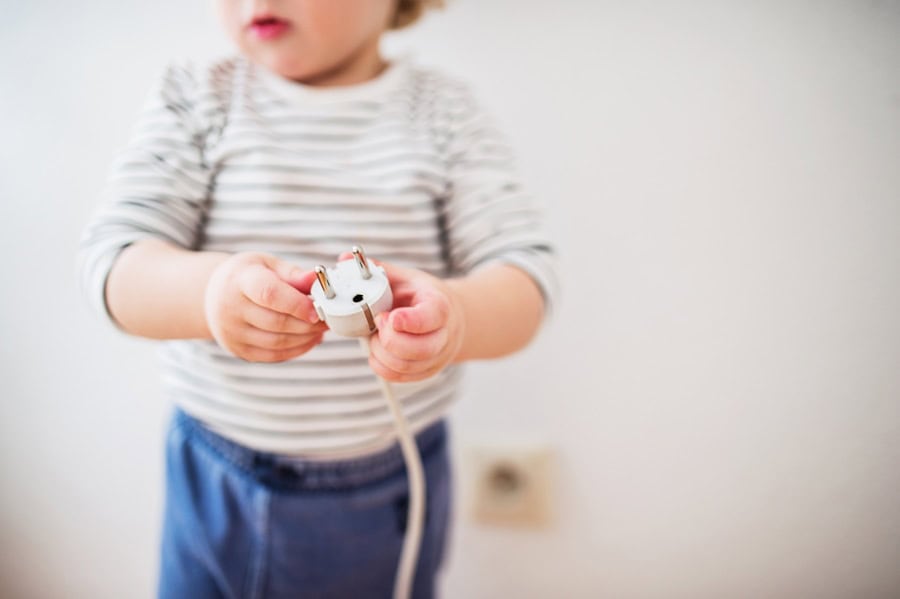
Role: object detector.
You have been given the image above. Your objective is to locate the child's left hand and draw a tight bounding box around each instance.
[337,253,466,383]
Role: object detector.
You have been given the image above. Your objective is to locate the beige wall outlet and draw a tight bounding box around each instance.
[462,443,556,527]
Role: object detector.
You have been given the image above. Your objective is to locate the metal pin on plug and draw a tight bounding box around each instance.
[360,302,378,334]
[352,245,372,280]
[315,265,335,299]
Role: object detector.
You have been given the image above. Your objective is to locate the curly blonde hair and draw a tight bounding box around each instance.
[391,0,445,29]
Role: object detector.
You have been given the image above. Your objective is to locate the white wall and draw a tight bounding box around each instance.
[2,1,899,597]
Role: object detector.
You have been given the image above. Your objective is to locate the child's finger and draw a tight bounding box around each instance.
[384,292,449,334]
[375,259,417,287]
[376,325,448,361]
[240,265,319,322]
[240,327,324,352]
[262,255,319,293]
[242,303,328,334]
[367,350,443,383]
[235,337,323,363]
[368,332,438,376]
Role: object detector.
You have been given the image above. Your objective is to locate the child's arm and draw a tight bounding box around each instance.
[79,63,326,362]
[106,238,326,362]
[359,259,545,383]
[104,238,227,339]
[354,81,559,382]
[446,262,545,362]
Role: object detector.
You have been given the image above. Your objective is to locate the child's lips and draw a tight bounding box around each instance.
[248,16,290,40]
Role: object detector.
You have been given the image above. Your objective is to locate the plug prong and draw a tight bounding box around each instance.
[360,302,377,333]
[314,265,335,299]
[352,245,372,280]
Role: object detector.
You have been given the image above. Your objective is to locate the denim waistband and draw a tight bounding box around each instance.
[172,408,447,492]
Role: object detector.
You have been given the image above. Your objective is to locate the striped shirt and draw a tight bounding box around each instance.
[78,55,558,459]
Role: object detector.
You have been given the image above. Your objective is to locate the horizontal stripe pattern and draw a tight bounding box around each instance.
[78,55,558,458]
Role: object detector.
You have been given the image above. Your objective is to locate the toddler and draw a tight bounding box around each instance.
[79,1,557,597]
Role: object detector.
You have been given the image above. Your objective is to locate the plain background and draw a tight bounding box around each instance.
[2,1,899,597]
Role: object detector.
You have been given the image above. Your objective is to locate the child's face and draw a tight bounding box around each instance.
[217,0,395,82]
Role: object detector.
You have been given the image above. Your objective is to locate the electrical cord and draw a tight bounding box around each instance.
[359,335,426,599]
[310,247,427,599]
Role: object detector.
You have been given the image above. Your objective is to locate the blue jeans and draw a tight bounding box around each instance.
[158,409,452,599]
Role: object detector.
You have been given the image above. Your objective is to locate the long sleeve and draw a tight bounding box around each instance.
[439,83,560,317]
[77,62,214,328]
[71,55,556,456]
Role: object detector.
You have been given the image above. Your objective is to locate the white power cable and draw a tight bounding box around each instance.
[360,335,426,599]
[310,247,428,599]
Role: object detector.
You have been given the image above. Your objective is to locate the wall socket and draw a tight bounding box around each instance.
[462,443,556,527]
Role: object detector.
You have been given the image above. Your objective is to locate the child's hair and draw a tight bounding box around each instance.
[391,0,444,29]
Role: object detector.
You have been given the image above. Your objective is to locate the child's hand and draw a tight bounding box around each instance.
[204,252,327,362]
[338,254,466,383]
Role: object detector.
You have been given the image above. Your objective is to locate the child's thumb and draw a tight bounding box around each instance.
[376,259,419,287]
[264,256,317,293]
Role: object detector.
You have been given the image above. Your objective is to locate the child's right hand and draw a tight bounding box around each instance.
[204,252,328,363]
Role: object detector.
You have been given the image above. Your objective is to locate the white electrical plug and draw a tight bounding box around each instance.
[308,246,424,599]
[310,246,393,337]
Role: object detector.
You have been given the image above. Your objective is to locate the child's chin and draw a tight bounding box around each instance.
[253,53,321,83]
[246,55,286,77]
